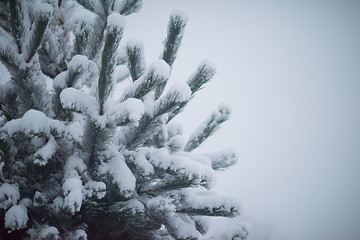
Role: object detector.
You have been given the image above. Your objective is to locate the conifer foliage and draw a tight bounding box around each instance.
[0,0,249,239]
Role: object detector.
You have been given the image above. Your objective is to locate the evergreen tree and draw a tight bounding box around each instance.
[0,0,249,239]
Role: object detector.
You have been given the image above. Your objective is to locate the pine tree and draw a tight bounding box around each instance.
[0,0,249,239]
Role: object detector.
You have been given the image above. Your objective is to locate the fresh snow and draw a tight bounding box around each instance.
[84,181,106,199]
[149,59,171,80]
[133,148,155,176]
[205,148,237,170]
[166,135,185,152]
[142,91,155,117]
[100,149,136,197]
[156,82,191,108]
[149,148,216,188]
[34,135,58,166]
[60,87,98,116]
[39,226,60,239]
[165,214,199,240]
[170,9,188,24]
[34,2,53,15]
[74,229,87,240]
[146,196,176,215]
[105,98,144,125]
[110,199,145,215]
[182,192,241,216]
[53,71,68,89]
[4,205,28,231]
[126,38,144,50]
[107,13,126,31]
[0,183,20,210]
[63,178,83,214]
[64,155,87,176]
[68,55,90,70]
[2,109,65,137]
[199,59,216,72]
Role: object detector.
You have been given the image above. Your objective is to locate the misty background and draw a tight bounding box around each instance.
[123,1,360,240]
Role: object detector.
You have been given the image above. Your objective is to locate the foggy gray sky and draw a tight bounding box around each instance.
[124,1,360,240]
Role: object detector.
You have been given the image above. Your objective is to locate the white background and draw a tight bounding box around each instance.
[123,1,360,240]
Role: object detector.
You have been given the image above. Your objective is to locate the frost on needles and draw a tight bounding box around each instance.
[0,0,249,239]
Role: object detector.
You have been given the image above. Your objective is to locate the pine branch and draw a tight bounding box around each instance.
[154,83,191,117]
[8,0,23,54]
[97,13,124,115]
[54,56,97,119]
[74,0,96,13]
[168,61,216,122]
[139,174,205,193]
[178,205,239,217]
[164,214,199,240]
[87,15,106,60]
[187,61,216,94]
[155,10,187,99]
[121,60,170,102]
[0,44,19,74]
[60,88,98,116]
[11,67,50,115]
[82,119,113,176]
[100,0,114,16]
[161,10,187,68]
[184,105,231,152]
[72,22,91,56]
[121,115,165,149]
[25,7,52,63]
[118,0,143,16]
[205,149,238,171]
[126,40,145,82]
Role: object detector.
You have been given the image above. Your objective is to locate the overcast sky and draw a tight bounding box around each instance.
[124,1,360,240]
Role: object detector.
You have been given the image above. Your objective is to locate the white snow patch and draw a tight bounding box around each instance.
[204,148,237,170]
[105,98,144,126]
[110,199,145,215]
[149,148,216,188]
[35,2,53,15]
[141,91,154,117]
[154,83,191,114]
[127,38,144,50]
[60,88,98,116]
[63,178,83,213]
[65,120,84,142]
[53,71,68,89]
[166,135,185,152]
[167,122,183,137]
[0,183,20,209]
[34,135,58,166]
[74,229,87,240]
[100,149,135,197]
[146,196,176,215]
[64,155,87,176]
[183,192,241,216]
[149,59,170,80]
[39,226,60,239]
[0,62,10,86]
[165,214,199,240]
[2,110,65,136]
[170,9,188,24]
[133,148,154,176]
[107,13,125,31]
[4,205,28,231]
[167,82,191,103]
[84,181,106,199]
[68,55,90,70]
